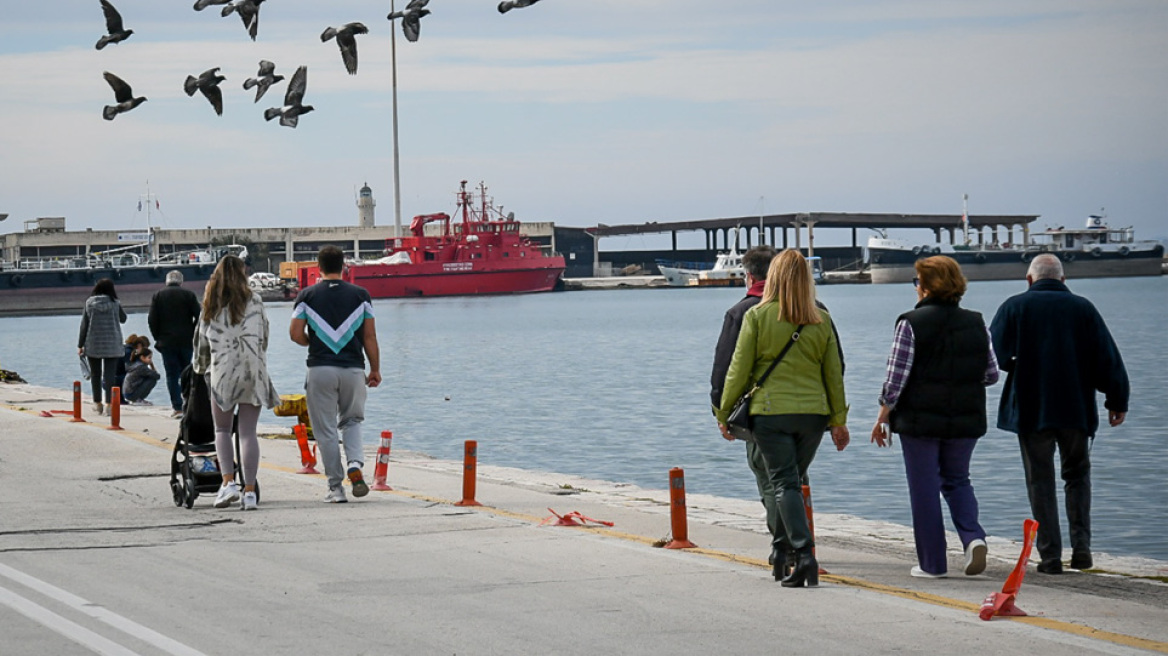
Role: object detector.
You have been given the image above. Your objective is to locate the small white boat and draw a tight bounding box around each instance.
[657,245,744,287]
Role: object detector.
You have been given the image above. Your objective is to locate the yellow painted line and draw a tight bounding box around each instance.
[8,404,1166,653]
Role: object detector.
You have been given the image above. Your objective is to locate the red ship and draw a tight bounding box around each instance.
[299,181,566,298]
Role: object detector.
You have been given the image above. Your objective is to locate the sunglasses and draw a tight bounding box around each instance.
[912,277,920,288]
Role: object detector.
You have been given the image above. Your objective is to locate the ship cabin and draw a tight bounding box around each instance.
[1030,216,1137,252]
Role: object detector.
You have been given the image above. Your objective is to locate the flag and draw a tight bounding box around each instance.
[137,200,142,211]
[155,199,160,210]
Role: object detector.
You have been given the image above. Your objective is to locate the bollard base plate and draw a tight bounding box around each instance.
[664,539,697,549]
[455,499,483,507]
[371,482,393,491]
[106,425,124,431]
[296,466,320,474]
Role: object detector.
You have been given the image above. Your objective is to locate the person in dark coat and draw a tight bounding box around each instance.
[149,270,201,417]
[989,253,1128,574]
[78,278,127,416]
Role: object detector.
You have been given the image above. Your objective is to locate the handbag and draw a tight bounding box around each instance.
[726,325,804,442]
[79,354,91,380]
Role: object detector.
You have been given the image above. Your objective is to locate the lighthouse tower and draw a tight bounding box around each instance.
[357,183,376,228]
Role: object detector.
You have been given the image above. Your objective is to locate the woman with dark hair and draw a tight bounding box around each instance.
[78,278,126,415]
[872,255,999,578]
[193,255,280,511]
[715,249,849,587]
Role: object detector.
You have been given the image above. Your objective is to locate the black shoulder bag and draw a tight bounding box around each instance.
[726,325,804,442]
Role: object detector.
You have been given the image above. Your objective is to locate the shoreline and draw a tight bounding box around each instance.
[3,380,1165,580]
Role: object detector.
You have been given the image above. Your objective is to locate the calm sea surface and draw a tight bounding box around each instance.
[3,277,1165,560]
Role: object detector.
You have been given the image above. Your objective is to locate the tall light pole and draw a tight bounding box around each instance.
[389,0,403,238]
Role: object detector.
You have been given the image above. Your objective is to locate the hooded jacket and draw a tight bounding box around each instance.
[78,295,127,359]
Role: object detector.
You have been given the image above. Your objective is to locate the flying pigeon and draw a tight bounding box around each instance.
[102,72,146,120]
[184,67,227,116]
[321,23,368,75]
[221,0,265,41]
[95,0,133,50]
[264,65,313,128]
[192,0,230,10]
[387,0,430,43]
[498,0,542,13]
[242,60,284,102]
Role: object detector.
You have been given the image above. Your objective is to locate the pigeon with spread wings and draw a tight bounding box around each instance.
[387,0,430,43]
[243,60,284,102]
[96,0,133,50]
[184,68,227,116]
[321,23,368,75]
[221,0,266,41]
[102,72,146,120]
[264,66,313,128]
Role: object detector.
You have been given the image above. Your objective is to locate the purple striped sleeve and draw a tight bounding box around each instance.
[878,320,915,408]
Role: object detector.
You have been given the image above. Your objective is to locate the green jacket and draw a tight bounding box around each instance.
[715,302,847,427]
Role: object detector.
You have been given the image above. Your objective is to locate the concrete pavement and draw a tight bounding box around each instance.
[1,382,1165,655]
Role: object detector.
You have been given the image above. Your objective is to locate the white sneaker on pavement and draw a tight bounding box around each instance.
[241,491,257,511]
[214,482,241,508]
[323,486,348,504]
[964,539,988,576]
[910,566,947,579]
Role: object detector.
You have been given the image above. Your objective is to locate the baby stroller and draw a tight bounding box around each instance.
[169,365,259,509]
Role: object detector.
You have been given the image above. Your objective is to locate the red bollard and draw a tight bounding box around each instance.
[107,387,123,431]
[665,467,698,549]
[372,430,393,491]
[70,381,85,422]
[454,440,482,507]
[293,423,319,474]
[803,484,828,574]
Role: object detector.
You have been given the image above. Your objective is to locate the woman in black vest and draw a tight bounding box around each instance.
[871,256,1000,578]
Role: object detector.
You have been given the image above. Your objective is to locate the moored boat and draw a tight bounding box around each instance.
[299,181,566,297]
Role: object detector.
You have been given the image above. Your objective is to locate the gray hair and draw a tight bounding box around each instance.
[1027,253,1063,281]
[165,270,184,285]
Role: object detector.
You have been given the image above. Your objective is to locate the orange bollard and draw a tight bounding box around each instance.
[372,431,393,491]
[803,484,828,574]
[664,467,698,549]
[454,440,482,507]
[980,519,1039,620]
[70,381,85,422]
[293,424,319,474]
[107,387,123,431]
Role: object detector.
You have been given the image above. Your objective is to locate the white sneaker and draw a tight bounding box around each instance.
[92,402,103,415]
[241,491,257,511]
[214,482,241,508]
[323,486,348,504]
[964,539,988,576]
[910,566,947,579]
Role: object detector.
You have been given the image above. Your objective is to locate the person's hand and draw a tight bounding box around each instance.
[830,425,850,451]
[78,348,84,356]
[871,422,892,448]
[1109,410,1126,427]
[718,423,735,442]
[366,370,382,388]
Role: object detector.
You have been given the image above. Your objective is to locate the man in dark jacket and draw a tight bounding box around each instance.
[710,245,844,567]
[148,270,201,418]
[989,253,1128,574]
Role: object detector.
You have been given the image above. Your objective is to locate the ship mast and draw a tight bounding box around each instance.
[139,181,159,261]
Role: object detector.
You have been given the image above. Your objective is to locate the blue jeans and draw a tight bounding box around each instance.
[900,434,986,575]
[158,345,193,411]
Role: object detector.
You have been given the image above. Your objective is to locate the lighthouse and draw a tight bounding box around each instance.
[357,183,376,228]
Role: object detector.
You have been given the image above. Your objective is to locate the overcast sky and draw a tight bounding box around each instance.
[1,0,1165,250]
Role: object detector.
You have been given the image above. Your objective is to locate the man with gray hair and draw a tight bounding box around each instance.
[149,270,201,417]
[989,253,1128,574]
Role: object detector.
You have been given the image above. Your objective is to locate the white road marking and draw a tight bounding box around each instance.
[0,583,140,656]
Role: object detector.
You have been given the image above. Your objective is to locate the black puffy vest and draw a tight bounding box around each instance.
[890,298,988,438]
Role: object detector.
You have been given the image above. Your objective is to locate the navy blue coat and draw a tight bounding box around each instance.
[989,279,1128,437]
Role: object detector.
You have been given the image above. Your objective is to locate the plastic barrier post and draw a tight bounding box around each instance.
[107,387,123,431]
[980,519,1039,620]
[372,430,393,491]
[71,381,85,422]
[665,467,698,549]
[293,424,319,474]
[454,440,482,507]
[802,484,828,574]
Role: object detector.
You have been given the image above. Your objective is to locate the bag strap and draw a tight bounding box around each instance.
[743,325,804,398]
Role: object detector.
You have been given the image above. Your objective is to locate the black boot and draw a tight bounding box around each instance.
[771,549,797,581]
[780,548,819,588]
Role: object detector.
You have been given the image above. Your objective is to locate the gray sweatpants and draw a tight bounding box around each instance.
[305,366,367,490]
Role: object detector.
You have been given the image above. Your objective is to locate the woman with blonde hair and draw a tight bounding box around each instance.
[716,249,849,587]
[193,255,280,510]
[871,255,999,578]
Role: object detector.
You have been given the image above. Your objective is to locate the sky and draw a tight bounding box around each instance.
[1,0,1165,251]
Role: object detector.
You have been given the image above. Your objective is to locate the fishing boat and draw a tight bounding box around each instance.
[299,181,566,297]
[657,245,745,287]
[867,214,1164,284]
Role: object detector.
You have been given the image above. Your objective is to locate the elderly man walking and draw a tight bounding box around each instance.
[149,270,201,418]
[989,253,1129,574]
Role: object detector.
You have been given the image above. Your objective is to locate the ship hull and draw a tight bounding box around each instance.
[343,260,566,298]
[0,265,212,316]
[868,246,1163,284]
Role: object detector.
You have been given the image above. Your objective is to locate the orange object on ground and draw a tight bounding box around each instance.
[664,467,698,549]
[454,440,482,507]
[540,508,615,527]
[293,423,319,474]
[979,518,1039,620]
[803,484,829,575]
[107,387,123,431]
[372,430,393,491]
[71,381,85,422]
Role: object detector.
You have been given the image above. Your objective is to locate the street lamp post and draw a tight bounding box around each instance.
[389,0,403,238]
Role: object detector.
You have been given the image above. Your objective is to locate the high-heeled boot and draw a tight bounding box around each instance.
[772,549,797,581]
[780,548,819,588]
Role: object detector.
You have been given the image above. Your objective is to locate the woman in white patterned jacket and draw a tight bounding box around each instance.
[194,255,280,511]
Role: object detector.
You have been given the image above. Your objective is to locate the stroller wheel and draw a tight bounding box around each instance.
[170,477,184,507]
[181,462,197,509]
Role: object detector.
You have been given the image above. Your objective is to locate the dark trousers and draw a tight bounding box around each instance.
[745,440,778,539]
[87,357,120,404]
[900,434,986,575]
[752,414,826,552]
[158,344,193,412]
[1018,429,1091,561]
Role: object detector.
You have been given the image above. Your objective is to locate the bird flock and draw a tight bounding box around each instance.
[96,0,545,127]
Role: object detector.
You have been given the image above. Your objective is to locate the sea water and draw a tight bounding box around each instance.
[3,276,1165,560]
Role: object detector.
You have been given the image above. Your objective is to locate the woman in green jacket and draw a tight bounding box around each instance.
[716,249,850,587]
